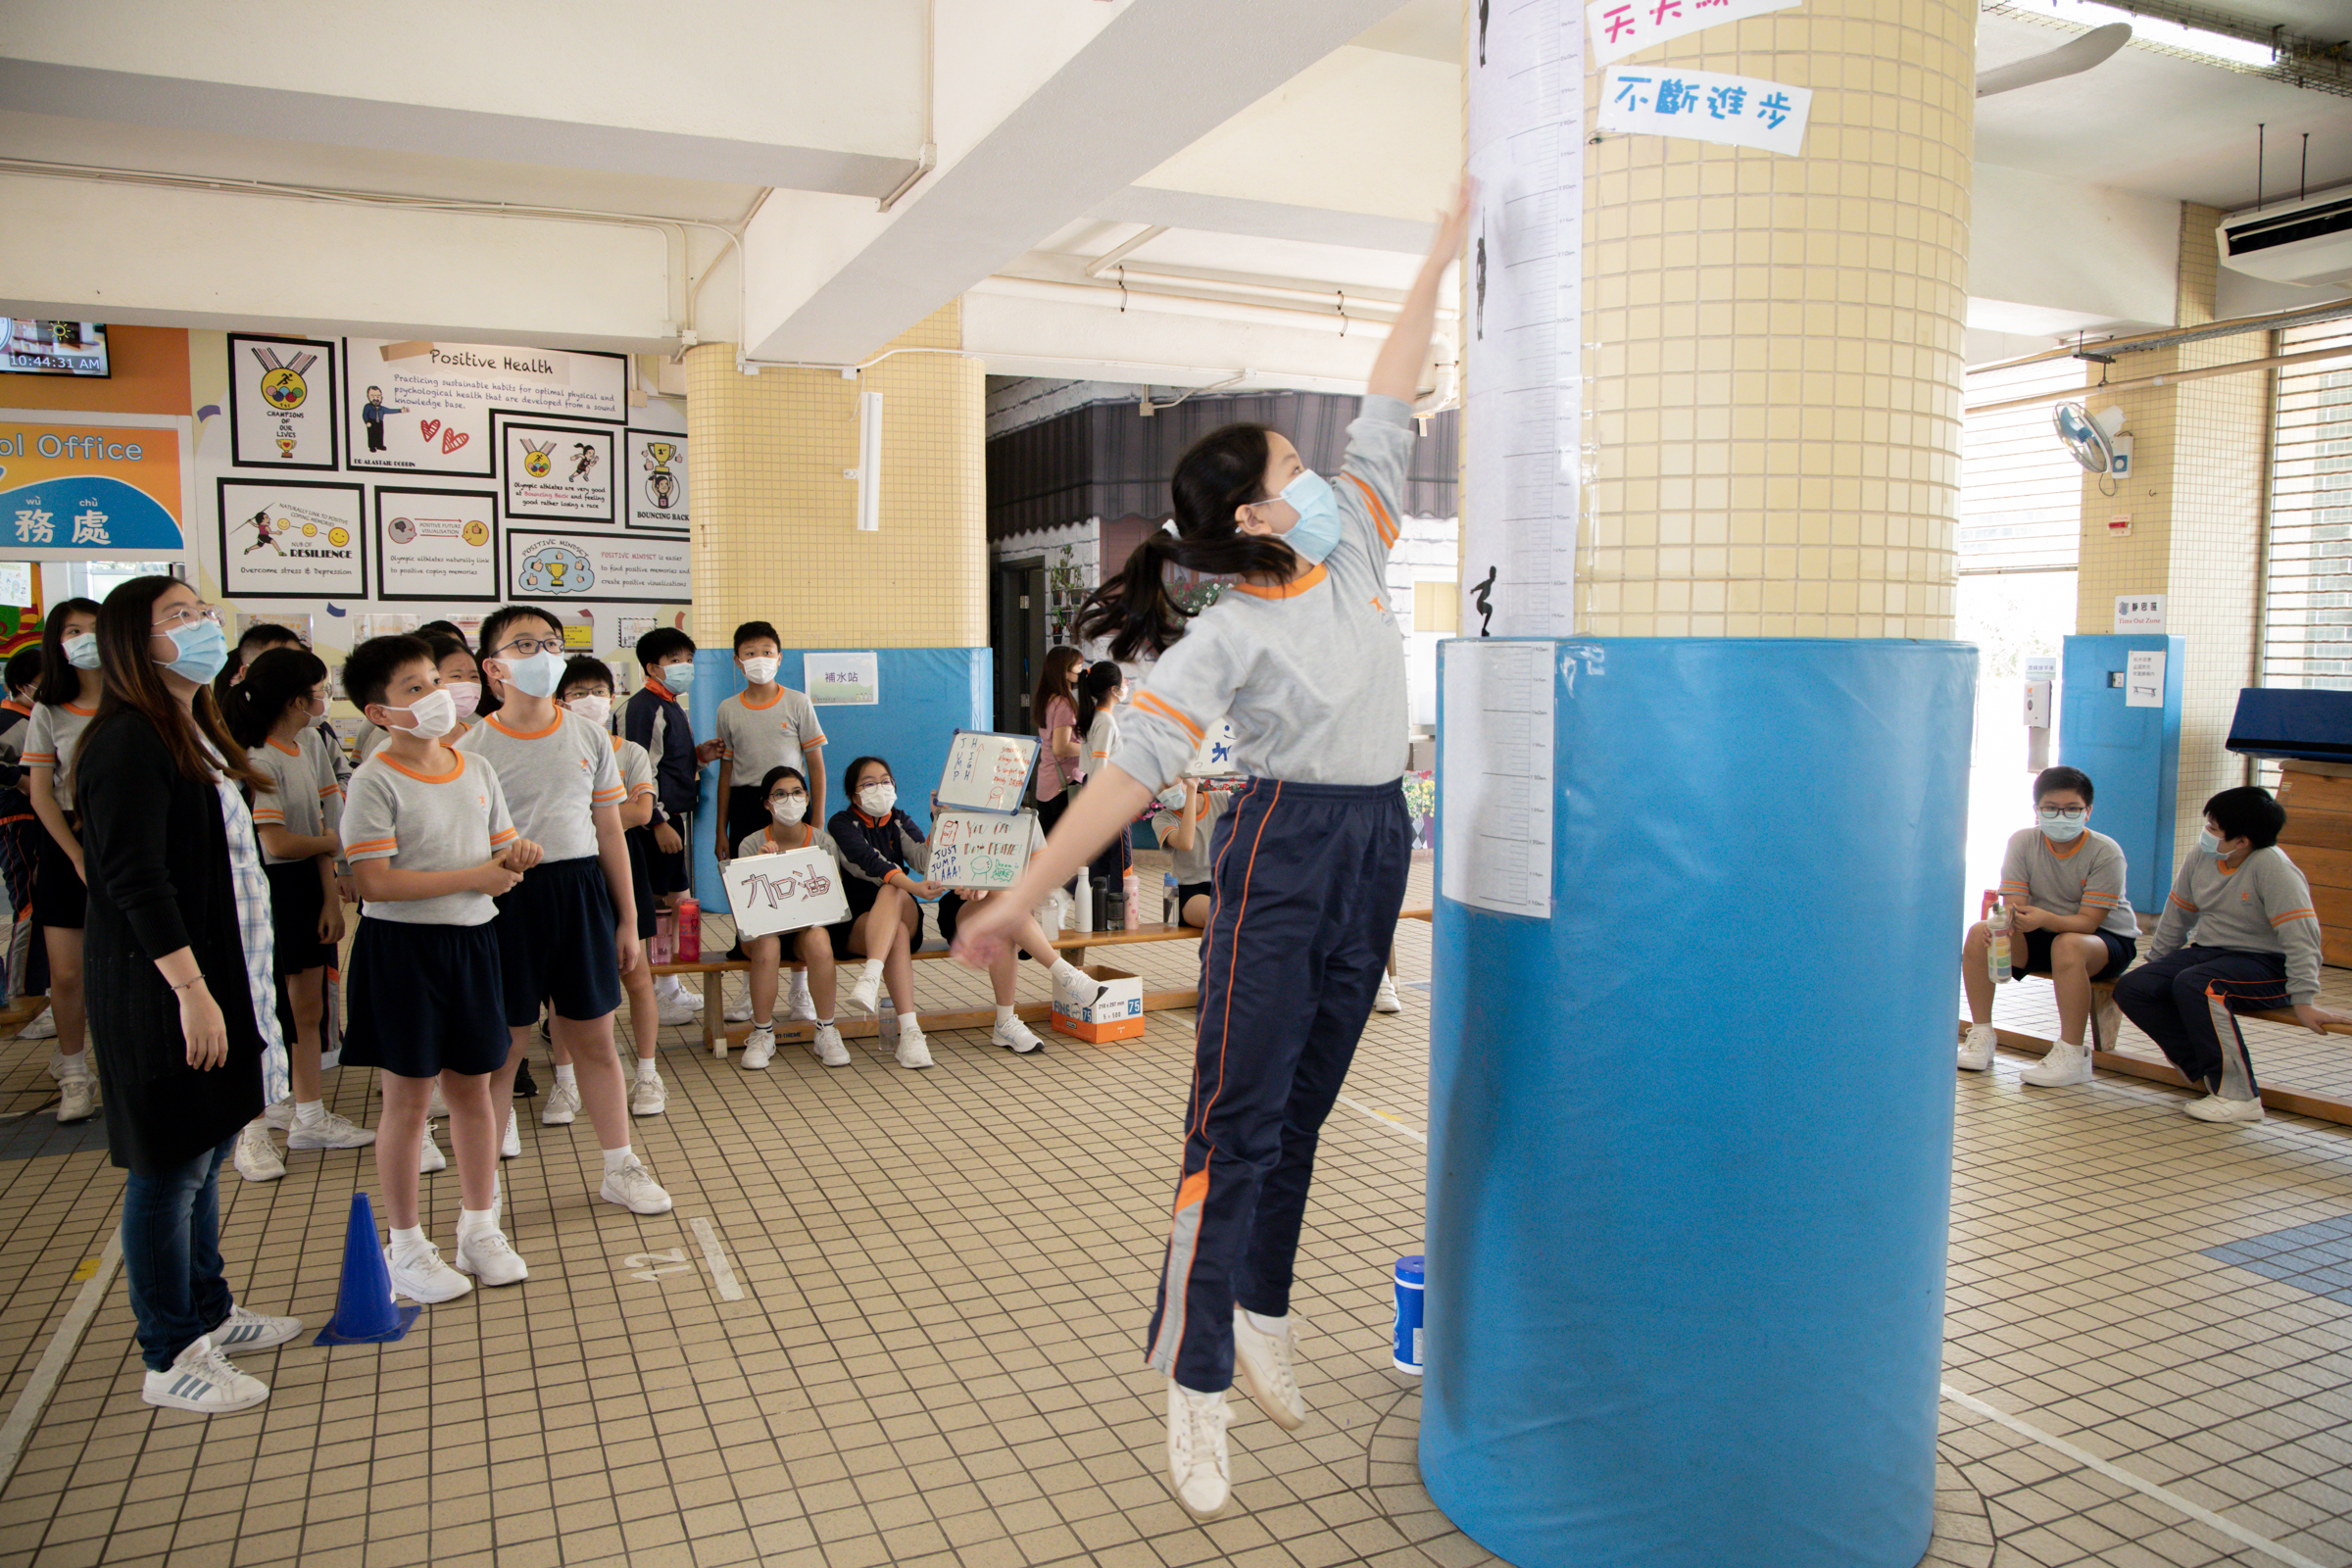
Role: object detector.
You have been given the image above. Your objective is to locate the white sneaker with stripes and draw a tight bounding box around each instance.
[143,1336,268,1414]
[211,1304,302,1353]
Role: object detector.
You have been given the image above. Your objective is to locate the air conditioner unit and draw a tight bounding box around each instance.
[2216,187,2352,288]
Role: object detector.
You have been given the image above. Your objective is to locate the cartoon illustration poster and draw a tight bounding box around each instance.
[502,421,613,524]
[218,478,367,600]
[228,334,339,471]
[506,529,688,605]
[624,429,688,532]
[343,338,626,477]
[375,487,499,602]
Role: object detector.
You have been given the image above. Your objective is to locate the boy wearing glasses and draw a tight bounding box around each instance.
[1958,766,2137,1086]
[456,606,672,1216]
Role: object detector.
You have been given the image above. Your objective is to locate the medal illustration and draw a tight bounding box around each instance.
[250,346,316,413]
[520,439,555,479]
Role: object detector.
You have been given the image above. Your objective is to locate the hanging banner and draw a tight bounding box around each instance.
[507,529,689,605]
[625,430,689,532]
[344,339,627,477]
[0,419,186,556]
[228,334,339,470]
[1597,67,1812,157]
[375,487,500,602]
[218,478,367,600]
[1584,0,1803,68]
[502,420,614,524]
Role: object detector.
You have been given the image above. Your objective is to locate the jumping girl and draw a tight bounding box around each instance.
[954,185,1469,1521]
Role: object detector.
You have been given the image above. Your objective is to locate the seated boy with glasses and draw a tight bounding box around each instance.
[1959,766,2137,1086]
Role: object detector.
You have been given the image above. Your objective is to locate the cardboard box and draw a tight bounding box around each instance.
[1052,963,1146,1044]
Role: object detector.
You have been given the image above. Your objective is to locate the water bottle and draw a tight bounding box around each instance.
[1124,871,1142,930]
[676,896,702,963]
[1075,874,1093,933]
[1099,877,1122,930]
[1987,899,2009,984]
[1162,872,1178,927]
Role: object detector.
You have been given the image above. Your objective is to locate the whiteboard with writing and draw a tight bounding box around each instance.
[927,809,1038,891]
[721,846,851,939]
[937,729,1040,813]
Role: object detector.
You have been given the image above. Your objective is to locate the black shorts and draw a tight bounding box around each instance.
[623,826,659,940]
[343,916,512,1078]
[2014,926,2136,983]
[725,785,767,858]
[649,831,691,897]
[489,856,624,1025]
[32,820,83,931]
[264,859,333,975]
[1178,880,1213,922]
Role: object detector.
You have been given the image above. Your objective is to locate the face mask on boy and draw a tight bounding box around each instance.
[2035,808,2085,844]
[565,694,612,729]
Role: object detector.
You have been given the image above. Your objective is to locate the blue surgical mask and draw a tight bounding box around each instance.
[62,633,99,670]
[154,618,228,685]
[504,649,566,700]
[2198,829,2222,856]
[2037,810,2085,844]
[1275,470,1343,565]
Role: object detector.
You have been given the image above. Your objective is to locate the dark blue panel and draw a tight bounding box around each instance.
[2227,687,2352,763]
[2059,634,2181,912]
[1423,638,1974,1568]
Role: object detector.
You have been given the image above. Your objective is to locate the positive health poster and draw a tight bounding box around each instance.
[343,339,627,478]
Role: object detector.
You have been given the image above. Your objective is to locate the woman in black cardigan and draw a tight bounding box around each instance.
[77,575,305,1414]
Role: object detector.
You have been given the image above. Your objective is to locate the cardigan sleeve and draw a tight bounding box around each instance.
[77,716,194,960]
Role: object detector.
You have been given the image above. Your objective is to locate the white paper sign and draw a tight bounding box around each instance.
[229,334,339,470]
[1598,67,1812,157]
[722,846,851,939]
[1441,641,1556,919]
[928,809,1038,891]
[506,529,689,604]
[937,729,1041,814]
[1586,0,1803,66]
[2126,651,2166,709]
[1185,717,1241,777]
[806,652,879,706]
[2115,594,2167,632]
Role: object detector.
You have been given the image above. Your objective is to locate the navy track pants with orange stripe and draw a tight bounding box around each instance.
[2111,945,2290,1102]
[1147,777,1411,1393]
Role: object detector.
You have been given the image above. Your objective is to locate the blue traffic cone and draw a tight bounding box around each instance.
[313,1193,420,1346]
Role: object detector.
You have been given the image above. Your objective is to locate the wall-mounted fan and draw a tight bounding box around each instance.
[2054,402,2132,478]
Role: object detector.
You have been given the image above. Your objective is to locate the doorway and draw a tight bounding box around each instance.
[991,556,1047,733]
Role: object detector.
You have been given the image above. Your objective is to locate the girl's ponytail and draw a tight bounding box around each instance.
[220,646,326,752]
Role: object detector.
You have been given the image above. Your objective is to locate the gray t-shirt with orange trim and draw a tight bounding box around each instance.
[715,686,827,784]
[455,708,624,862]
[24,700,96,813]
[343,747,518,927]
[1997,827,2137,940]
[1118,394,1413,793]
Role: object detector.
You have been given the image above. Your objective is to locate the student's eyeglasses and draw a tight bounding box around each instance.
[151,603,223,632]
[2036,805,2087,820]
[498,635,564,657]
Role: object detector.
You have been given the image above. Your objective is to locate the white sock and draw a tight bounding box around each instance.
[57,1050,90,1079]
[1244,1308,1287,1337]
[995,1004,1016,1029]
[751,1016,772,1032]
[898,1012,921,1036]
[1051,957,1083,988]
[636,1057,659,1079]
[294,1100,326,1128]
[789,971,811,999]
[390,1225,424,1253]
[860,957,885,986]
[656,975,684,1001]
[602,1146,635,1176]
[457,1207,495,1239]
[816,1016,834,1029]
[555,1063,577,1090]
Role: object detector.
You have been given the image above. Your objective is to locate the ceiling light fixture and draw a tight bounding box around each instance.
[1997,0,2277,71]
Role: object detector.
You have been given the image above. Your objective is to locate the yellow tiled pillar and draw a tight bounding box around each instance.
[2072,206,2266,859]
[682,302,985,651]
[1577,0,1974,639]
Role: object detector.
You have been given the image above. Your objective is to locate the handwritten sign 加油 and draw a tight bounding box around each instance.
[722,846,851,939]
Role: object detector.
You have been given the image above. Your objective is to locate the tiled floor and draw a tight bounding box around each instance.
[0,858,2349,1567]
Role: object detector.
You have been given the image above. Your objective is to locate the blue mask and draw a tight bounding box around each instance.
[154,618,228,685]
[2197,829,2222,856]
[504,649,566,700]
[62,633,99,670]
[1275,470,1343,565]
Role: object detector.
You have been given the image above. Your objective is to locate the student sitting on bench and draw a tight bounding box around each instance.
[1958,766,2137,1086]
[2113,786,2348,1125]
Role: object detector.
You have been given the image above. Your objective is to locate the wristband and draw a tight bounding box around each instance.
[169,975,204,994]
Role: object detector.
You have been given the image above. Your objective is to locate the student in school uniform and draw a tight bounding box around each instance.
[558,656,669,1116]
[1955,766,2138,1084]
[24,597,104,1122]
[0,648,46,1017]
[2115,786,2351,1124]
[954,185,1467,1519]
[733,766,853,1070]
[457,606,672,1214]
[220,648,375,1180]
[712,621,827,864]
[341,634,538,1300]
[626,628,718,1023]
[1155,777,1226,930]
[219,622,350,788]
[357,632,484,767]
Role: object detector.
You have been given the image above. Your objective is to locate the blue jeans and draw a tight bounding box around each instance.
[121,1134,237,1372]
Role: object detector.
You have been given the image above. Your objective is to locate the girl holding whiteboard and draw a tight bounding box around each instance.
[953,185,1469,1522]
[732,766,851,1071]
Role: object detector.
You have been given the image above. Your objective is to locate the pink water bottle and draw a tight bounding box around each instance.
[676,896,702,962]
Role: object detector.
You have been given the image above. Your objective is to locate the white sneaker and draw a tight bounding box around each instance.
[1232,1307,1307,1431]
[2020,1039,2093,1088]
[722,993,754,1024]
[454,1225,529,1286]
[809,1024,849,1068]
[657,994,696,1027]
[1957,1023,1996,1072]
[630,1069,666,1115]
[2186,1092,2266,1124]
[143,1336,267,1414]
[992,1016,1044,1054]
[233,1122,285,1182]
[785,989,818,1023]
[287,1111,375,1152]
[895,1029,933,1070]
[740,1025,775,1070]
[210,1303,302,1353]
[501,1109,521,1158]
[1373,974,1403,1014]
[846,971,882,1017]
[55,1070,97,1124]
[385,1239,471,1303]
[417,1123,447,1174]
[540,1080,581,1125]
[599,1157,673,1214]
[260,1097,294,1130]
[20,1007,55,1040]
[1166,1381,1231,1520]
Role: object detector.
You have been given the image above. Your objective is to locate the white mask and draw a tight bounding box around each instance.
[741,656,780,685]
[393,688,459,740]
[444,681,482,720]
[2035,809,2085,844]
[771,795,808,825]
[858,783,897,817]
[565,694,612,729]
[1157,786,1187,810]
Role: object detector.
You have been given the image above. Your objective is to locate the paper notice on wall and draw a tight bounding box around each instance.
[1441,642,1554,918]
[1597,67,1812,157]
[806,651,880,706]
[2115,594,2166,632]
[2126,650,2165,709]
[1585,0,1802,67]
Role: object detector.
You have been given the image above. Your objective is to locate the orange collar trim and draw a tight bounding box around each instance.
[377,747,464,784]
[1230,564,1328,600]
[853,805,893,828]
[486,711,563,741]
[739,686,783,710]
[267,737,302,757]
[2040,832,2083,859]
[60,702,95,716]
[1,700,30,718]
[646,674,678,701]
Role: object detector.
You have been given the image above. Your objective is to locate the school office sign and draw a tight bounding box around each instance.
[0,419,187,556]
